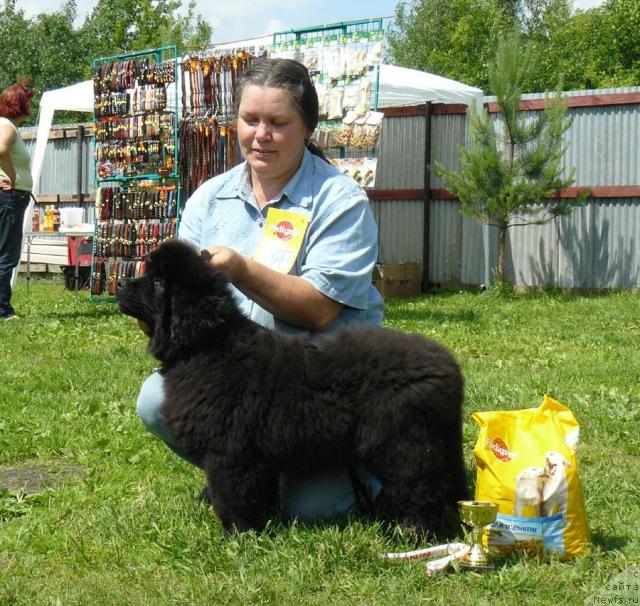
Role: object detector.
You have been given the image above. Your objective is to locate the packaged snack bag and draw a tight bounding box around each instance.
[472,395,590,558]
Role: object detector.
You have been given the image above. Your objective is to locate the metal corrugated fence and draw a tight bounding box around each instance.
[370,199,424,264]
[374,116,426,189]
[484,88,640,186]
[20,86,640,289]
[21,124,95,198]
[372,86,640,290]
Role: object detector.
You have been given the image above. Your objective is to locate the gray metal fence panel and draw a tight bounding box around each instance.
[565,105,640,186]
[428,199,462,284]
[21,125,94,197]
[460,215,488,286]
[444,87,640,290]
[487,103,640,187]
[430,113,467,190]
[507,215,560,287]
[558,200,640,289]
[484,88,640,186]
[374,116,426,189]
[374,111,468,190]
[370,199,424,264]
[480,199,640,290]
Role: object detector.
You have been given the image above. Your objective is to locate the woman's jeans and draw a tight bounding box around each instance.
[0,189,30,318]
[137,370,381,523]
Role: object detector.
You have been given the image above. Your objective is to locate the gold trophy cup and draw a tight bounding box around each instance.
[458,500,499,570]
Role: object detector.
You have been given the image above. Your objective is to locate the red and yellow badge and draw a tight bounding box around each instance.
[253,208,309,273]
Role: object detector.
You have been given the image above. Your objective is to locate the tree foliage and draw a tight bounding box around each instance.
[0,0,212,124]
[435,32,589,284]
[80,0,211,58]
[387,0,639,92]
[33,2,87,90]
[578,0,640,87]
[0,1,38,87]
[387,0,507,92]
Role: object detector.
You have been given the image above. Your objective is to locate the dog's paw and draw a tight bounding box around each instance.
[221,516,260,536]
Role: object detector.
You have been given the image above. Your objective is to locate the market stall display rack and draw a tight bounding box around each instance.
[89,45,181,300]
[271,19,385,189]
[177,49,265,199]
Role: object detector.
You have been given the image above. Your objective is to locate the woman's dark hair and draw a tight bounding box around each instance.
[237,58,330,163]
[0,79,34,119]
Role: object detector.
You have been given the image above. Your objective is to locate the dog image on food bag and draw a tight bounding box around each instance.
[513,452,571,518]
[116,239,468,536]
[514,466,548,517]
[541,451,571,518]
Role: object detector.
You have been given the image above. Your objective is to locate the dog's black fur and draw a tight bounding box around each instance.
[116,239,468,535]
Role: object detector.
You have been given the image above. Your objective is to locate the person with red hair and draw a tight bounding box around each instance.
[0,79,34,320]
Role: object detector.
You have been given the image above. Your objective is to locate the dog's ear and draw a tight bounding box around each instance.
[147,277,174,362]
[144,240,202,362]
[143,239,241,358]
[167,278,233,350]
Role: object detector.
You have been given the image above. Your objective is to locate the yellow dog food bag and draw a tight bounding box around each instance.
[472,395,590,558]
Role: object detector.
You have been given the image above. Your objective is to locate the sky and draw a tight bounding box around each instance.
[17,0,606,45]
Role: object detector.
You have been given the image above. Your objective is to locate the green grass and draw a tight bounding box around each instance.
[1,278,639,605]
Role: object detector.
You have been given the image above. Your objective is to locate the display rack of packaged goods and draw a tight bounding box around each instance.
[271,19,385,189]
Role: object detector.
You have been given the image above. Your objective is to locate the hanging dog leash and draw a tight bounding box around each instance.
[381,542,470,576]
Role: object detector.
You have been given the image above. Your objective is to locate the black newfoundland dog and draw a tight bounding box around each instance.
[116,239,467,536]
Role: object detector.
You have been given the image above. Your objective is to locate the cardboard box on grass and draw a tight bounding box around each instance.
[373,263,422,298]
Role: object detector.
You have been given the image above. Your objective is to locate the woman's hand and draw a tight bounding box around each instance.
[0,177,12,191]
[202,243,341,331]
[203,245,248,282]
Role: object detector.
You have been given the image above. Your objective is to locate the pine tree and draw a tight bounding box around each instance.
[435,31,589,284]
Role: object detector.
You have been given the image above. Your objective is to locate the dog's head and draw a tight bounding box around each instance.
[544,451,571,475]
[116,239,241,364]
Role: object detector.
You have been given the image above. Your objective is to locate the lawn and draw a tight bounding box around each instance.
[1,277,638,605]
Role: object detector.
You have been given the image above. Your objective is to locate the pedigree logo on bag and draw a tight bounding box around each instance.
[472,395,590,559]
[485,436,518,462]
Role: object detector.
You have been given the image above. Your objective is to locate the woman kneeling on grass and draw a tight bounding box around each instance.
[135,58,385,524]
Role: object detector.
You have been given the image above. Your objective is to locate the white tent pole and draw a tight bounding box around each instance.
[30,102,55,193]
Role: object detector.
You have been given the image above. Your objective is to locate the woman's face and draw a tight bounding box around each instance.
[237,85,310,185]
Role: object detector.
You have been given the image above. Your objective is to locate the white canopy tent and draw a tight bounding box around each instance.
[14,80,95,286]
[377,64,482,113]
[30,79,95,192]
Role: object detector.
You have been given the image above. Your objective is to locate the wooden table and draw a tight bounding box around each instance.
[24,229,94,294]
